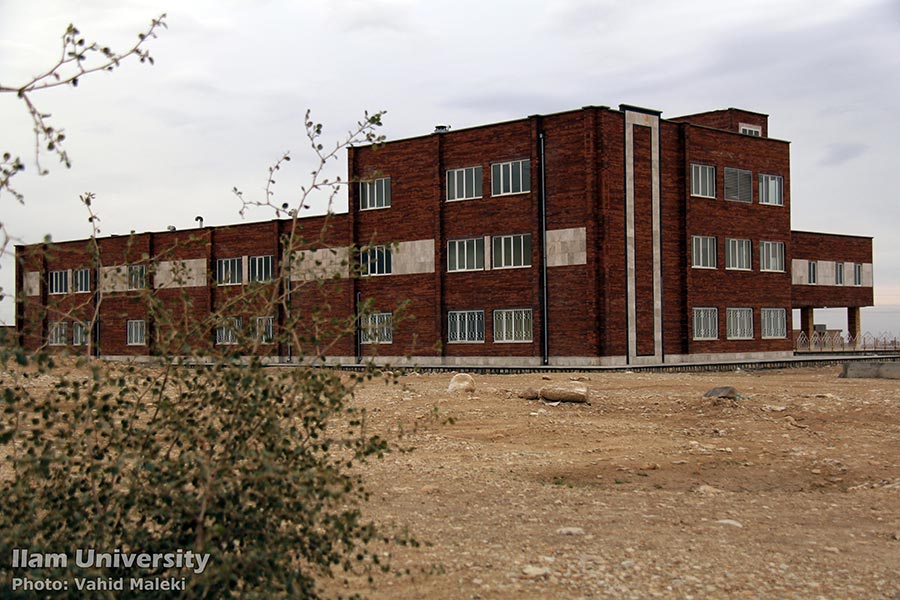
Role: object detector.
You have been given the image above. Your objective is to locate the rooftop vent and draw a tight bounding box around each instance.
[434,124,451,134]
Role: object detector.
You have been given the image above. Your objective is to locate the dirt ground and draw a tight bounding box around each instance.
[334,365,900,600]
[3,362,899,598]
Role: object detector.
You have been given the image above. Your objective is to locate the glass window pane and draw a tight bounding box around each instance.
[511,161,521,193]
[474,167,482,197]
[502,163,511,194]
[475,238,484,268]
[492,164,501,195]
[447,172,455,200]
[522,161,530,191]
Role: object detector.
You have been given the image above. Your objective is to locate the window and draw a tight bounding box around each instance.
[360,312,393,344]
[72,322,88,346]
[836,262,844,285]
[726,308,753,340]
[48,321,67,346]
[73,268,90,293]
[447,310,485,343]
[126,320,146,346]
[48,270,68,295]
[724,167,752,203]
[691,236,717,269]
[216,317,242,345]
[492,234,532,269]
[690,164,715,198]
[248,255,274,283]
[761,308,787,339]
[759,174,783,206]
[447,238,485,272]
[808,260,818,284]
[725,238,752,270]
[447,166,483,201]
[493,309,533,342]
[127,265,147,290]
[739,124,762,136]
[692,308,718,340]
[359,177,391,210]
[360,245,392,276]
[759,241,785,272]
[854,263,863,286]
[216,257,242,286]
[255,316,274,344]
[491,159,530,196]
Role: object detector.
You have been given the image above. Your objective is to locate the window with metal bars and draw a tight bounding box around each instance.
[447,310,484,342]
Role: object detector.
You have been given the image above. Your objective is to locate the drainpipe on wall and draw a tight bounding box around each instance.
[539,131,549,366]
[355,291,362,364]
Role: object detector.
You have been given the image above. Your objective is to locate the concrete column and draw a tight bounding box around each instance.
[847,306,861,349]
[800,307,815,349]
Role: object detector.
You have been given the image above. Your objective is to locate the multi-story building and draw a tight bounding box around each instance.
[15,104,874,366]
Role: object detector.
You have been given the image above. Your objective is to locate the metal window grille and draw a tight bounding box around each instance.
[126,320,146,345]
[761,308,787,339]
[447,310,485,342]
[255,316,274,343]
[727,308,754,340]
[216,317,242,345]
[692,308,718,340]
[360,312,392,344]
[493,309,533,342]
[48,321,67,345]
[72,322,88,346]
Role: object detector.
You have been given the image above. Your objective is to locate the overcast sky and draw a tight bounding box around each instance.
[1,0,898,331]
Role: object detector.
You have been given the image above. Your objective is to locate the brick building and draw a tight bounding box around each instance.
[15,104,874,366]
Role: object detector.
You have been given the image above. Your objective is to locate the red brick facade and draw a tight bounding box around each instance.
[15,104,874,365]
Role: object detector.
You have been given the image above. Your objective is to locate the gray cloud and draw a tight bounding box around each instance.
[817,142,869,166]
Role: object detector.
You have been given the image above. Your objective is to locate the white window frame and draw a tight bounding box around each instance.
[359,177,391,210]
[724,167,752,203]
[255,316,274,344]
[726,308,754,340]
[725,238,752,270]
[127,265,147,290]
[761,308,787,339]
[835,262,845,285]
[126,319,146,346]
[493,308,533,343]
[447,238,485,272]
[446,166,483,201]
[691,235,717,269]
[360,312,393,344]
[73,268,90,293]
[739,123,762,136]
[692,307,718,340]
[690,164,715,198]
[759,174,783,206]
[491,159,530,196]
[216,257,243,286]
[759,241,785,272]
[48,321,67,346]
[248,255,274,283]
[216,317,242,346]
[48,270,68,295]
[492,234,532,269]
[808,260,818,285]
[72,321,88,346]
[447,310,485,343]
[360,245,392,276]
[853,263,863,286]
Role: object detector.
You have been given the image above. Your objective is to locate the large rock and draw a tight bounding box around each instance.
[841,362,900,380]
[703,386,738,399]
[539,382,589,403]
[518,387,540,400]
[447,373,476,393]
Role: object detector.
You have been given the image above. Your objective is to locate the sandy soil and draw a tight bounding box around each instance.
[3,362,899,598]
[334,366,900,600]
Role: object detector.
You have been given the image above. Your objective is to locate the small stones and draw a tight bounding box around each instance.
[518,387,540,400]
[695,484,726,496]
[556,526,585,536]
